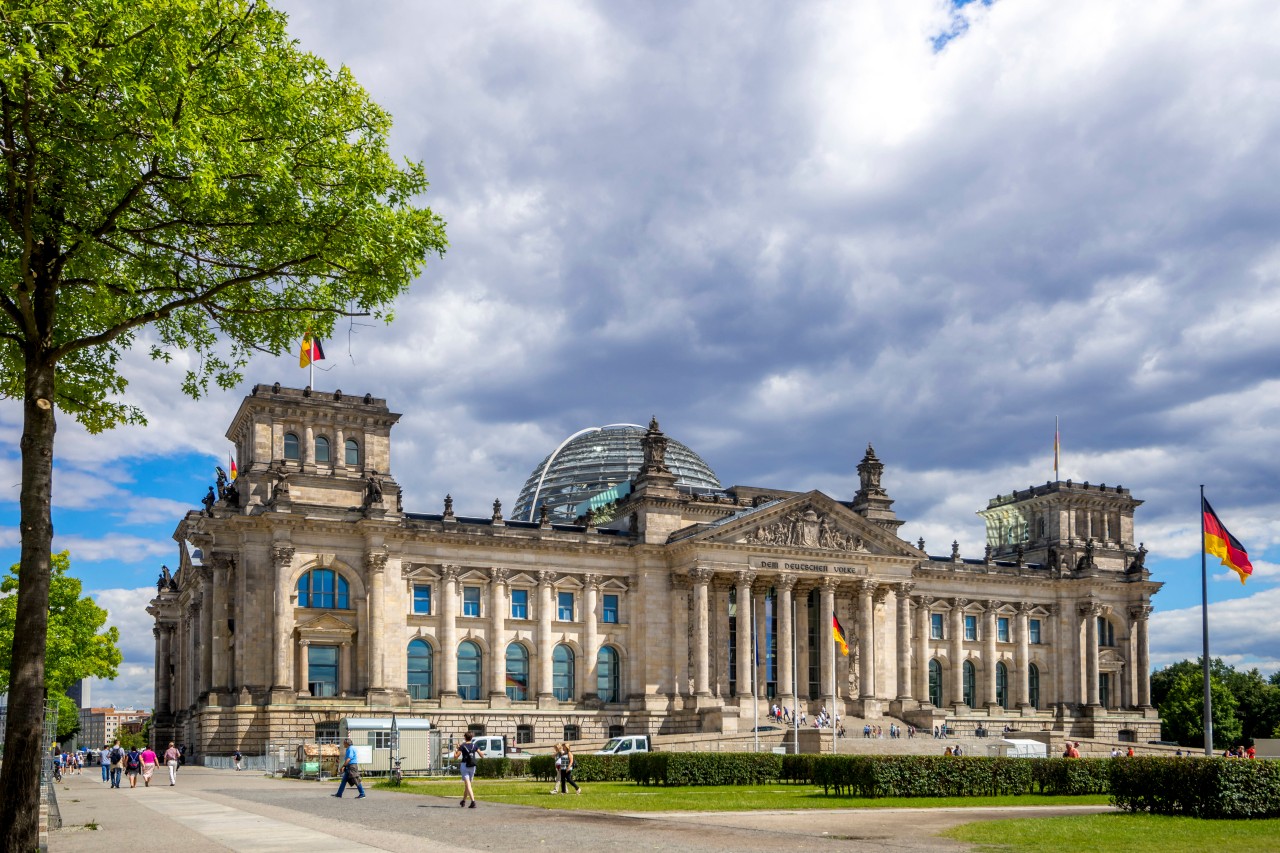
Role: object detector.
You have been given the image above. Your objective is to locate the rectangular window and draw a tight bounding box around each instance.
[308,645,338,697]
[964,614,977,641]
[371,731,391,750]
[602,594,619,624]
[997,617,1010,643]
[557,591,575,621]
[462,586,480,617]
[930,613,944,640]
[516,724,534,745]
[1030,619,1042,644]
[412,584,431,615]
[510,589,529,619]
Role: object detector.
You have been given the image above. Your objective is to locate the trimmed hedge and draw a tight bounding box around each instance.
[474,757,528,779]
[1111,757,1280,818]
[1030,758,1111,795]
[526,753,630,782]
[630,752,783,786]
[785,755,1109,798]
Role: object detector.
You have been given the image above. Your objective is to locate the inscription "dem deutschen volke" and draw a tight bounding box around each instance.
[753,558,866,575]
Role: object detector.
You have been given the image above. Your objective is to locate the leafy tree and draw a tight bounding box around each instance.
[1221,667,1280,746]
[1155,662,1242,750]
[0,2,446,845]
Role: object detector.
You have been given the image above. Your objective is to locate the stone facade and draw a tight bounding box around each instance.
[149,385,1163,756]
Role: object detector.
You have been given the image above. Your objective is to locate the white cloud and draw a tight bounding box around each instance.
[85,587,160,709]
[56,534,173,565]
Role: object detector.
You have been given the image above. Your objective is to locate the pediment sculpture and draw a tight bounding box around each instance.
[742,509,867,552]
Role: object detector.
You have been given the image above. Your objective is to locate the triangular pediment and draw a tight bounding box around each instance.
[680,491,922,558]
[296,612,354,632]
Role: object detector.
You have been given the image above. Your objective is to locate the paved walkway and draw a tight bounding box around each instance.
[49,768,1113,852]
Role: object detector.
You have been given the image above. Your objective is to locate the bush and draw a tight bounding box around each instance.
[781,753,816,784]
[1111,757,1280,818]
[809,755,1034,797]
[528,754,556,781]
[629,752,782,786]
[475,757,531,778]
[1030,758,1111,795]
[525,753,630,782]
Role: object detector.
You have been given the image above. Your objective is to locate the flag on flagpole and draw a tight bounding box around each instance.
[1203,497,1253,584]
[299,333,326,368]
[229,453,237,480]
[832,615,849,656]
[1054,416,1060,480]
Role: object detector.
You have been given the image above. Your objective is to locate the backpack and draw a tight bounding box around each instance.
[459,743,477,768]
[126,751,141,770]
[110,746,124,764]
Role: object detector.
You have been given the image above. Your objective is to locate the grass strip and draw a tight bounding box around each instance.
[943,812,1280,853]
[374,778,1111,813]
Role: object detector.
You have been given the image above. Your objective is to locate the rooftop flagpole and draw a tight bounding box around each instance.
[1200,484,1214,756]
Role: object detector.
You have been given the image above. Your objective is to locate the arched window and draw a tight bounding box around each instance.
[1028,663,1040,709]
[928,659,943,707]
[597,646,620,703]
[995,661,1009,709]
[345,439,360,466]
[297,569,349,609]
[407,639,433,700]
[962,660,976,708]
[315,435,331,463]
[458,641,482,701]
[505,643,529,701]
[284,432,300,461]
[553,644,575,701]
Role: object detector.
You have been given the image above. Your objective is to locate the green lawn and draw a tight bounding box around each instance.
[944,812,1280,853]
[375,778,1111,813]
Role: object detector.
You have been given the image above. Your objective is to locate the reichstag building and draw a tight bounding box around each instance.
[149,384,1162,754]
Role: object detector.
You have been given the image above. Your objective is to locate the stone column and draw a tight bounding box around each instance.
[209,557,230,693]
[439,565,459,697]
[489,568,509,699]
[1082,601,1101,707]
[199,568,214,696]
[820,578,837,704]
[895,583,914,701]
[754,588,767,699]
[1131,604,1152,707]
[583,574,601,701]
[367,551,388,690]
[691,567,713,697]
[950,599,966,707]
[340,641,353,696]
[537,571,555,701]
[914,595,933,704]
[335,427,346,472]
[304,425,314,467]
[795,588,810,700]
[857,580,876,699]
[777,574,796,702]
[735,571,755,700]
[669,576,690,700]
[271,545,295,693]
[299,639,312,695]
[157,626,172,713]
[983,601,999,708]
[1015,603,1032,708]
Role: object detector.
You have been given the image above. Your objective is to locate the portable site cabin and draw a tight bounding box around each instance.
[338,717,438,775]
[986,738,1048,759]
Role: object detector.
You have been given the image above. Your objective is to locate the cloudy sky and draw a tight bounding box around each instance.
[3,0,1279,709]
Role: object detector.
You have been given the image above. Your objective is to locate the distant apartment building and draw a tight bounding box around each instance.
[79,707,151,746]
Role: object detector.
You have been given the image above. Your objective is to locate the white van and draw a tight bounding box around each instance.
[469,735,505,758]
[594,735,649,755]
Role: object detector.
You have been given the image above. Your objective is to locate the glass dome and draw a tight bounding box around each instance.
[513,424,722,522]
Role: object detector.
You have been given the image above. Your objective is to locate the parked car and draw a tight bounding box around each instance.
[594,735,650,755]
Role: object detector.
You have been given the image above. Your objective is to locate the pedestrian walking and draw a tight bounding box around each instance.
[164,742,182,785]
[108,741,125,788]
[454,732,484,808]
[233,750,243,771]
[124,746,143,788]
[550,744,563,794]
[100,745,111,783]
[559,743,581,795]
[333,737,366,799]
[140,745,158,787]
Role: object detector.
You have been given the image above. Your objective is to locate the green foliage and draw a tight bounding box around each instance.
[0,552,121,696]
[947,812,1280,852]
[53,693,80,742]
[525,753,629,782]
[474,757,528,779]
[0,0,448,424]
[117,729,146,751]
[629,752,782,786]
[1029,758,1112,795]
[783,754,1108,798]
[1110,756,1280,818]
[1155,663,1242,749]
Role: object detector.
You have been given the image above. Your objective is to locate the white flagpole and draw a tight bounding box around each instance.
[793,597,799,755]
[831,633,838,755]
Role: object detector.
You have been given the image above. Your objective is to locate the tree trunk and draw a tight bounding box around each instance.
[0,358,57,853]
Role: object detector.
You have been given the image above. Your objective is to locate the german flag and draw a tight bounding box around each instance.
[299,332,326,368]
[1203,497,1252,585]
[833,615,849,656]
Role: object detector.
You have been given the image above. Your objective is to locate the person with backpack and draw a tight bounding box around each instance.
[233,749,243,771]
[332,737,366,799]
[108,741,125,789]
[164,742,182,786]
[124,745,143,788]
[453,732,484,808]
